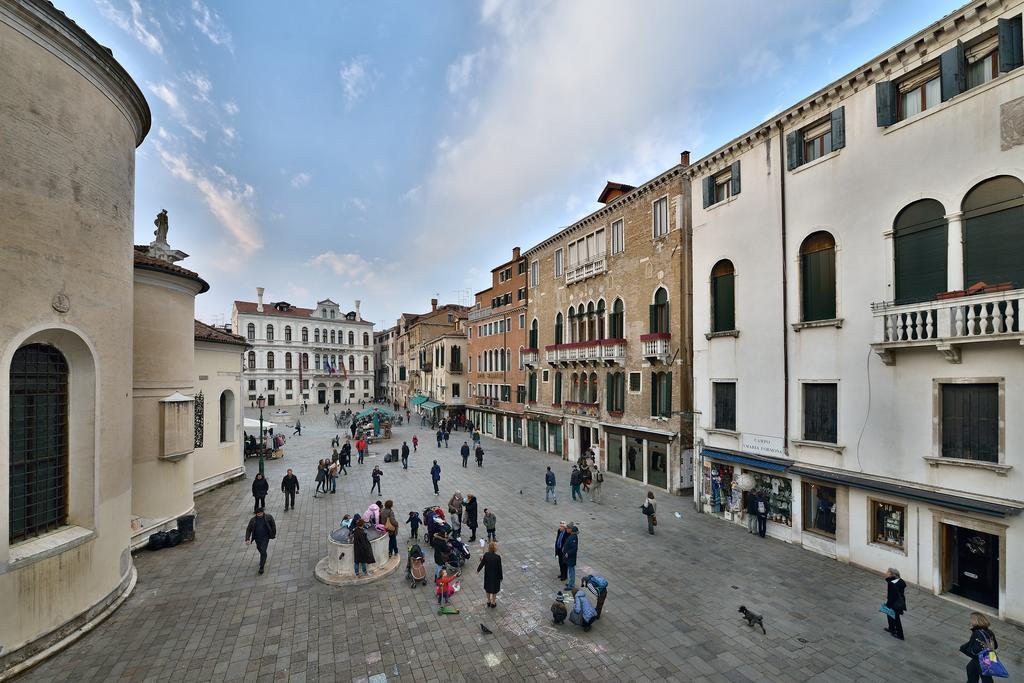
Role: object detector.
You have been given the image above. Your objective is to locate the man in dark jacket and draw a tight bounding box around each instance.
[570,467,581,501]
[281,469,299,511]
[554,522,568,581]
[883,568,907,640]
[546,467,557,504]
[465,494,479,542]
[475,444,484,467]
[401,441,410,469]
[461,442,471,467]
[431,529,449,577]
[562,525,579,589]
[341,440,352,468]
[745,491,759,534]
[430,461,441,495]
[251,473,269,512]
[245,509,277,575]
[755,491,769,538]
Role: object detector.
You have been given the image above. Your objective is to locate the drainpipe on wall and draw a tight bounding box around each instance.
[775,122,790,453]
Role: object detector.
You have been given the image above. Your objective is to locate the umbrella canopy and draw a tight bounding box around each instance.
[356,406,397,419]
[244,417,276,429]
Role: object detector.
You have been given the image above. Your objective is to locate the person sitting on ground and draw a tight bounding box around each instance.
[551,591,568,625]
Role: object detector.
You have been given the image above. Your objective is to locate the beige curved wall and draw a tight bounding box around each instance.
[0,0,149,671]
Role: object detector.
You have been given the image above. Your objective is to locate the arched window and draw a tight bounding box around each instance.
[363,332,370,346]
[247,351,256,369]
[554,312,564,345]
[219,390,235,443]
[518,347,524,370]
[580,374,589,403]
[577,305,586,342]
[314,329,320,343]
[246,323,255,341]
[348,331,355,345]
[330,330,336,344]
[529,319,538,349]
[606,372,625,412]
[267,352,275,370]
[315,353,321,370]
[266,324,274,341]
[589,372,598,404]
[554,371,562,404]
[800,232,837,321]
[596,299,606,339]
[349,355,355,372]
[10,344,69,541]
[331,354,337,368]
[586,302,596,341]
[285,352,293,370]
[609,299,624,338]
[284,326,292,342]
[301,327,308,343]
[506,349,511,372]
[963,176,1024,289]
[650,287,669,333]
[711,260,736,332]
[301,353,309,370]
[567,306,576,343]
[363,356,369,373]
[893,200,948,304]
[571,372,579,402]
[322,329,328,344]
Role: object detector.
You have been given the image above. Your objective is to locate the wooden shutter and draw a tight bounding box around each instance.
[712,273,735,332]
[606,376,614,410]
[663,371,672,417]
[940,42,966,102]
[941,384,998,461]
[702,175,714,208]
[730,161,741,196]
[803,384,837,443]
[801,249,836,321]
[895,222,948,305]
[649,304,657,333]
[785,130,803,170]
[875,81,898,127]
[830,107,845,150]
[965,202,1024,289]
[999,16,1024,72]
[650,373,658,416]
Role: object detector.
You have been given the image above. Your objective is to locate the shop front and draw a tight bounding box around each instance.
[698,447,794,539]
[603,425,677,492]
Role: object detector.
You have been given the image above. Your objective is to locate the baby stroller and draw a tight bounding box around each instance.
[407,544,427,588]
[422,507,447,544]
[445,537,471,572]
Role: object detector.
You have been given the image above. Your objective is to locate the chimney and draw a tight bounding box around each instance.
[680,150,690,166]
[354,299,361,320]
[431,298,438,312]
[512,247,520,260]
[256,287,265,313]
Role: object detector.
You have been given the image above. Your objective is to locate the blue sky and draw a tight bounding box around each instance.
[64,0,962,329]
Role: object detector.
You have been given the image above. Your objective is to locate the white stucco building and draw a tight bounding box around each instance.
[690,0,1024,621]
[375,325,398,401]
[232,289,375,407]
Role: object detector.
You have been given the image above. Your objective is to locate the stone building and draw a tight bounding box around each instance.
[419,328,469,421]
[466,248,529,443]
[690,0,1024,621]
[232,291,374,407]
[374,325,398,401]
[0,0,150,673]
[522,164,694,493]
[391,300,470,409]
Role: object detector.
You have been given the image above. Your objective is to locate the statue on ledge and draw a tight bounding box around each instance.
[153,209,169,245]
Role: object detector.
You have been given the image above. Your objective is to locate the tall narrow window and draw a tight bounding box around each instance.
[531,260,539,288]
[800,232,837,322]
[330,330,336,344]
[893,199,948,305]
[219,390,235,443]
[586,302,596,341]
[713,381,736,431]
[9,344,69,542]
[528,372,537,402]
[349,356,355,372]
[649,288,669,334]
[651,371,672,417]
[247,351,256,369]
[611,218,624,254]
[349,331,355,345]
[247,323,255,341]
[301,327,308,343]
[609,299,624,338]
[711,260,736,332]
[314,329,320,343]
[941,383,999,462]
[285,326,292,342]
[554,371,562,404]
[363,357,369,373]
[301,353,309,370]
[567,306,576,343]
[285,352,293,370]
[529,319,538,349]
[653,196,669,237]
[266,325,274,342]
[554,313,564,345]
[363,332,370,346]
[555,248,564,278]
[596,299,606,339]
[963,176,1024,290]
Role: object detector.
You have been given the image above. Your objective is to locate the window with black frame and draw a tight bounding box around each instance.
[803,383,838,443]
[941,383,999,462]
[713,381,736,431]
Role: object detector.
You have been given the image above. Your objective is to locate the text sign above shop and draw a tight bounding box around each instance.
[740,433,786,458]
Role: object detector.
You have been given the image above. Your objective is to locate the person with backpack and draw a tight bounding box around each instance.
[590,468,604,504]
[382,500,399,558]
[475,444,484,467]
[436,429,444,448]
[570,466,582,501]
[251,472,269,512]
[407,510,422,540]
[641,491,657,535]
[961,612,1004,682]
[882,567,907,640]
[244,509,276,575]
[755,491,769,538]
[581,574,609,618]
[545,467,557,504]
[461,441,471,467]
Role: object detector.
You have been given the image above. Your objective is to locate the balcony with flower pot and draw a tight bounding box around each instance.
[641,332,671,363]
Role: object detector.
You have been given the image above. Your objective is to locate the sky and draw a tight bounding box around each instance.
[63,0,963,330]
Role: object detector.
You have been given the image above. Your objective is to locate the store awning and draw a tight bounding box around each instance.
[602,423,676,443]
[244,418,276,429]
[701,447,791,473]
[421,400,443,410]
[790,465,1024,518]
[409,395,428,406]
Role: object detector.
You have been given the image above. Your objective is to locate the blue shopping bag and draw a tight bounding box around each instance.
[879,603,896,619]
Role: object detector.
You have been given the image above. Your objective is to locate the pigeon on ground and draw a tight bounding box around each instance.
[480,624,493,634]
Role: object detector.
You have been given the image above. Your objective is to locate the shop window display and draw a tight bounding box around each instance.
[703,462,736,514]
[647,441,667,489]
[607,434,623,476]
[626,437,644,481]
[871,500,906,550]
[802,482,837,537]
[749,473,792,526]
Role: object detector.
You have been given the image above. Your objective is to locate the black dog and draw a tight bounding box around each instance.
[738,606,766,635]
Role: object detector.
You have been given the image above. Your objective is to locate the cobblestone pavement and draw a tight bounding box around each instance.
[21,409,1024,682]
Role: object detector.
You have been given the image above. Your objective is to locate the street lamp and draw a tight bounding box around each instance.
[256,394,267,475]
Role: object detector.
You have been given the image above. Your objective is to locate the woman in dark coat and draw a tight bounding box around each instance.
[251,473,269,512]
[476,541,503,608]
[961,612,999,683]
[464,495,479,542]
[883,567,907,640]
[352,520,376,577]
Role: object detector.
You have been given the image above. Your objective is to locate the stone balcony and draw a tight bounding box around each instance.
[522,348,539,367]
[544,339,627,366]
[871,287,1023,364]
[564,255,607,285]
[640,332,671,363]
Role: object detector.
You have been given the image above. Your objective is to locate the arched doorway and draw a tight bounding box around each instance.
[333,382,342,404]
[317,382,327,404]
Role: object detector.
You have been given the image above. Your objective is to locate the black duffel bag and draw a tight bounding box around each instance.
[147,531,169,550]
[165,529,182,547]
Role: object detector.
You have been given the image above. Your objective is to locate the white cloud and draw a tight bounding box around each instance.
[222,126,237,142]
[345,197,369,213]
[96,0,163,55]
[154,141,263,255]
[447,52,481,94]
[223,101,240,116]
[190,0,234,51]
[339,56,376,107]
[401,186,421,203]
[828,0,884,41]
[290,172,312,189]
[308,251,379,287]
[184,71,213,102]
[147,81,183,116]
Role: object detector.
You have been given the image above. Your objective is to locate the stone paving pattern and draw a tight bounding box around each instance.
[21,411,1024,682]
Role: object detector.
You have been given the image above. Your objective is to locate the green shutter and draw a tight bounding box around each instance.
[895,223,948,304]
[801,249,836,321]
[830,106,845,150]
[730,160,741,196]
[875,81,898,127]
[606,376,613,410]
[554,372,561,404]
[712,273,735,332]
[965,203,1024,289]
[650,373,657,416]
[940,42,966,102]
[786,130,803,170]
[649,304,657,333]
[999,16,1024,72]
[702,176,714,208]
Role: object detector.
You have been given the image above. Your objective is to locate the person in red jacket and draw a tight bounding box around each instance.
[435,568,457,606]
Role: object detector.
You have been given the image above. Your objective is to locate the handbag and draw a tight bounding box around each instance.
[978,635,1010,678]
[879,604,896,619]
[651,514,658,527]
[385,517,397,533]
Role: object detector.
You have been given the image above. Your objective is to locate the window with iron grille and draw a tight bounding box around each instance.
[194,391,204,448]
[9,344,69,543]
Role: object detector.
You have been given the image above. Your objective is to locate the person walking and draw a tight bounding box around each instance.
[755,491,768,538]
[351,519,375,577]
[412,435,419,452]
[370,465,383,495]
[244,509,276,575]
[461,442,470,468]
[314,460,327,497]
[443,430,450,448]
[430,460,441,496]
[292,419,302,436]
[251,472,269,512]
[546,467,557,504]
[281,469,299,511]
[401,441,410,469]
[562,524,579,589]
[745,490,759,534]
[960,612,1002,683]
[554,522,568,581]
[477,541,504,609]
[483,508,497,542]
[382,500,399,558]
[475,444,484,467]
[570,466,582,502]
[357,438,367,464]
[882,567,907,640]
[590,468,603,503]
[436,429,443,448]
[328,459,339,494]
[341,440,352,468]
[642,491,657,535]
[465,494,479,542]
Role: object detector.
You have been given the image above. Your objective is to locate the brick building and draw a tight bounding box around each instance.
[392,299,470,411]
[522,158,694,493]
[466,248,529,443]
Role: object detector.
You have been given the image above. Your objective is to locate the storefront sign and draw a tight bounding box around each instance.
[740,433,785,458]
